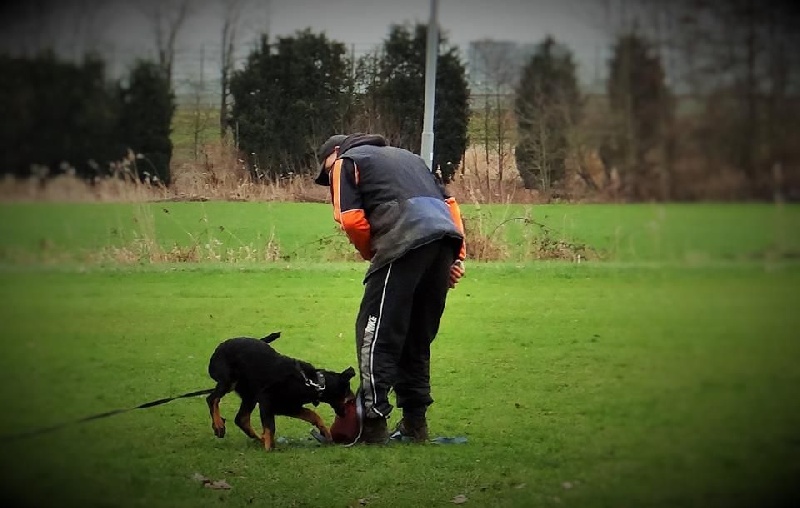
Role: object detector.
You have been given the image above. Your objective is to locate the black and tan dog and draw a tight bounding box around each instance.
[206,331,355,451]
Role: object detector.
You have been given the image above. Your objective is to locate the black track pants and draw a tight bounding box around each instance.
[355,239,456,419]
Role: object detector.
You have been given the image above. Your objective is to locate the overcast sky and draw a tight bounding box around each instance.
[0,0,616,88]
[265,0,608,48]
[240,0,611,83]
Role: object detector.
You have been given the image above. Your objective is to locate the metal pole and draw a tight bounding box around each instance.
[420,0,439,171]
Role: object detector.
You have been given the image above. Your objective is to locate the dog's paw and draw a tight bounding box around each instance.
[212,418,227,438]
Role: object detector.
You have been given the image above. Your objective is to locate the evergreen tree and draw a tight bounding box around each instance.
[0,52,121,179]
[514,36,581,191]
[604,33,672,197]
[229,30,351,179]
[368,23,470,182]
[118,59,176,184]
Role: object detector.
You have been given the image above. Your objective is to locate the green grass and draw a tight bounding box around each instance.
[0,202,799,507]
[0,202,345,263]
[0,262,798,507]
[171,105,220,159]
[1,202,798,263]
[469,202,800,262]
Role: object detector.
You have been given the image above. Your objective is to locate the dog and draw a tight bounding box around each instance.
[206,331,355,451]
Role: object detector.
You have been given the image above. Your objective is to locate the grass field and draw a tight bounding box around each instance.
[1,202,798,263]
[0,202,799,507]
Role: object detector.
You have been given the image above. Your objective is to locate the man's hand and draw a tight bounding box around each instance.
[448,260,465,289]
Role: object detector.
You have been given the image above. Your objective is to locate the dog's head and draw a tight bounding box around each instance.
[320,366,356,417]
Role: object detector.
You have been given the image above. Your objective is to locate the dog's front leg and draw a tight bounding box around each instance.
[258,400,277,451]
[291,408,332,442]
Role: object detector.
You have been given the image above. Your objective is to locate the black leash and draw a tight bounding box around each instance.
[0,387,214,443]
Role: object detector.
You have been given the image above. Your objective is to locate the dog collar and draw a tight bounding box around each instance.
[299,368,326,394]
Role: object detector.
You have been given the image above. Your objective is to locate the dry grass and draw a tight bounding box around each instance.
[0,172,169,203]
[169,140,330,203]
[446,144,626,206]
[452,144,534,204]
[461,206,600,262]
[2,138,746,206]
[89,233,283,265]
[0,142,546,205]
[0,140,331,204]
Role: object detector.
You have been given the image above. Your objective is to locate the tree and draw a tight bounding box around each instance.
[468,39,520,189]
[671,0,800,197]
[186,45,215,160]
[514,36,581,191]
[118,60,176,184]
[229,30,351,179]
[218,0,246,139]
[0,51,121,179]
[347,48,383,134]
[138,0,192,86]
[0,51,173,183]
[604,32,673,199]
[367,23,470,182]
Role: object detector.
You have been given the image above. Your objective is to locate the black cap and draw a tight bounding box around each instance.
[314,134,347,186]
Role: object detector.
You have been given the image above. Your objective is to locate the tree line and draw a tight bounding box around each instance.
[0,22,470,186]
[484,0,800,200]
[0,53,174,184]
[2,0,798,200]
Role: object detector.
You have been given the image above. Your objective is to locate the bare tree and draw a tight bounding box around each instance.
[518,88,583,192]
[469,40,520,193]
[218,0,246,139]
[187,45,215,160]
[664,0,800,197]
[138,0,192,85]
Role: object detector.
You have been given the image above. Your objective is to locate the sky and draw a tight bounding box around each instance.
[264,0,608,49]
[0,0,616,91]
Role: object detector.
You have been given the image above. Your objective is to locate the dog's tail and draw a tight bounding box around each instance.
[260,331,281,343]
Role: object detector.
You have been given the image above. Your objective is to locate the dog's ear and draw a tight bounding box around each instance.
[342,366,355,380]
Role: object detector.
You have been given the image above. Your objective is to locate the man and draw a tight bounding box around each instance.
[314,133,466,444]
